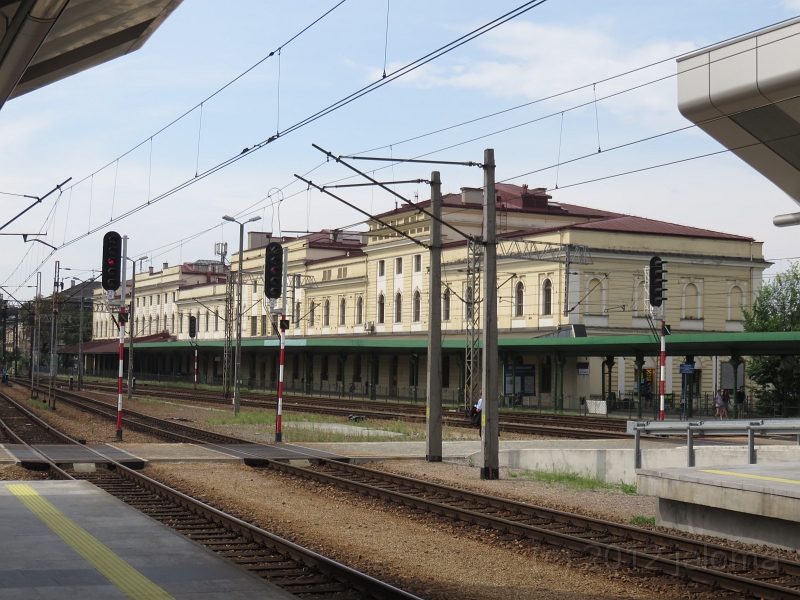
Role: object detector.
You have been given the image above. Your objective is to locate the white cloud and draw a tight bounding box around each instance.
[784,0,800,11]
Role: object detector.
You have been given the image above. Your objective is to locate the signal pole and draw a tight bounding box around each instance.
[276,246,288,442]
[116,236,128,441]
[649,256,668,421]
[659,305,666,421]
[48,261,60,409]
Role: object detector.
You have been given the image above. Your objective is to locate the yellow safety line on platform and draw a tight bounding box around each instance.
[699,469,800,486]
[6,484,175,600]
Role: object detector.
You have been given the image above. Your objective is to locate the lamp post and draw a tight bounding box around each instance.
[126,255,147,399]
[222,214,261,416]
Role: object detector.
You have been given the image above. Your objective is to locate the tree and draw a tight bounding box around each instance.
[743,263,800,416]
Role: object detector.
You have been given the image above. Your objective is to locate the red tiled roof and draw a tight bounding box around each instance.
[59,332,172,354]
[568,215,753,241]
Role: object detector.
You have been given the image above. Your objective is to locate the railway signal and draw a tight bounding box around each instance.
[648,256,667,307]
[265,242,283,299]
[188,315,197,339]
[101,231,122,291]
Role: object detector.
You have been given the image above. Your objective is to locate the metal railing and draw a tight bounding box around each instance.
[630,418,800,469]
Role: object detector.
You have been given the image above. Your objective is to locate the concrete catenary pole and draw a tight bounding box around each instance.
[127,260,138,399]
[426,171,443,462]
[481,148,499,480]
[48,261,60,409]
[78,285,84,390]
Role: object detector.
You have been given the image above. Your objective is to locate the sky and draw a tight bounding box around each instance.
[1,0,799,300]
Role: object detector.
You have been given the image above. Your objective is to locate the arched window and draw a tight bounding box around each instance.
[514,281,524,317]
[171,314,175,333]
[309,301,316,327]
[214,310,219,331]
[155,316,160,332]
[395,292,403,323]
[294,301,301,324]
[323,299,330,326]
[148,316,152,334]
[413,290,421,322]
[205,311,210,332]
[377,294,385,324]
[542,279,552,316]
[442,288,451,320]
[356,296,363,324]
[587,278,603,314]
[339,297,346,326]
[684,283,699,319]
[729,286,744,321]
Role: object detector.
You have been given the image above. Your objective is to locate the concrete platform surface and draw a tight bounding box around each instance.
[107,443,242,464]
[638,462,800,550]
[0,480,296,599]
[0,445,14,464]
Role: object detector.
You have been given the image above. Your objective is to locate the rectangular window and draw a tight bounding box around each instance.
[179,313,183,333]
[164,293,168,304]
[395,257,403,275]
[172,292,176,302]
[215,310,219,331]
[136,298,139,307]
[149,296,153,306]
[337,267,348,279]
[251,316,257,336]
[157,295,160,305]
[253,282,258,294]
[378,260,385,277]
[261,314,268,336]
[414,254,422,272]
[205,312,210,332]
[322,269,332,281]
[442,355,450,388]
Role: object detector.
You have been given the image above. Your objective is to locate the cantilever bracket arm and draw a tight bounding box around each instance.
[0,177,71,233]
[294,174,428,249]
[312,144,474,243]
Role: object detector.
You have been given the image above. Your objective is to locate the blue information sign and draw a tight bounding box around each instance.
[503,364,536,396]
[679,363,695,375]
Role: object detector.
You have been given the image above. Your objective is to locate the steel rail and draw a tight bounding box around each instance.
[0,390,421,600]
[71,379,633,437]
[263,459,800,599]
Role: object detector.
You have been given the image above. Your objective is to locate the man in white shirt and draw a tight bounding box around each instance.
[475,396,483,412]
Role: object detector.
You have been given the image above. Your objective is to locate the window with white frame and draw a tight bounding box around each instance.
[514,281,524,317]
[339,297,346,326]
[542,279,553,316]
[413,254,421,272]
[395,292,402,323]
[378,260,385,277]
[395,257,403,275]
[412,290,421,322]
[323,299,330,326]
[442,288,451,320]
[356,296,363,324]
[377,294,385,324]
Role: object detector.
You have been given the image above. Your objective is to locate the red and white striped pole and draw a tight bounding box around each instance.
[194,346,198,390]
[276,318,285,442]
[117,235,128,441]
[659,311,666,421]
[275,247,288,443]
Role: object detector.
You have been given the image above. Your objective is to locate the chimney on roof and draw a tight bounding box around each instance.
[519,185,551,210]
[70,279,76,288]
[460,187,483,205]
[247,231,272,250]
[163,262,168,270]
[148,266,154,275]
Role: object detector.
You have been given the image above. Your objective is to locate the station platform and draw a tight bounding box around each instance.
[0,480,295,599]
[637,462,800,550]
[0,442,347,470]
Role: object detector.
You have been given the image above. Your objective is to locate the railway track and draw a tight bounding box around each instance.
[71,379,633,439]
[263,458,800,600]
[11,385,800,597]
[0,390,420,600]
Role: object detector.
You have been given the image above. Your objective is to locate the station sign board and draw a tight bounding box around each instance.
[503,364,536,396]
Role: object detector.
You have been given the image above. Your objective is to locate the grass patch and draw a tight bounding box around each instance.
[533,470,613,491]
[630,515,655,527]
[27,398,53,411]
[620,482,637,495]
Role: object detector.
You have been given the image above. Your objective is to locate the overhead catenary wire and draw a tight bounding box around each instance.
[15,0,550,280]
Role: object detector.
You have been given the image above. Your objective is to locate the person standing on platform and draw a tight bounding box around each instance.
[471,396,483,436]
[714,389,724,420]
[721,389,730,420]
[736,386,746,418]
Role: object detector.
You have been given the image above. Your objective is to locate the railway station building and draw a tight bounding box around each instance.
[84,183,769,409]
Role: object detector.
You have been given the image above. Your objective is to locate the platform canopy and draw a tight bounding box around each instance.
[677,18,800,227]
[126,331,800,358]
[0,0,183,112]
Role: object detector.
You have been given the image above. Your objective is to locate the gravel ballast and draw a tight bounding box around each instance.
[145,462,682,600]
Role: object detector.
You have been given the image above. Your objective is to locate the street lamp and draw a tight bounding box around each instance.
[126,255,147,399]
[222,215,261,415]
